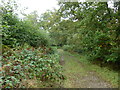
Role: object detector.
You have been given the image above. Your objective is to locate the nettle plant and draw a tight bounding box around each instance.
[1,47,65,88]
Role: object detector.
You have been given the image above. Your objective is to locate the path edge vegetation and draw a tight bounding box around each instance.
[0,0,120,88]
[1,0,65,88]
[60,50,119,88]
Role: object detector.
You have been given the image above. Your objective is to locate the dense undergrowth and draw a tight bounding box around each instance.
[41,2,120,64]
[0,0,65,88]
[1,45,65,88]
[1,0,120,88]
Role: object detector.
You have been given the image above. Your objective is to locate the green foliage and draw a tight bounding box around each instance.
[46,2,120,63]
[1,0,119,88]
[63,45,74,51]
[1,47,65,88]
[1,1,65,88]
[1,2,50,48]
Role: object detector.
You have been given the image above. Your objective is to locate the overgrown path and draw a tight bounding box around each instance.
[58,49,117,88]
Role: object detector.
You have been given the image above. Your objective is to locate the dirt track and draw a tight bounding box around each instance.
[58,49,113,88]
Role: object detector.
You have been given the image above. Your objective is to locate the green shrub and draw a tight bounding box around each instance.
[1,6,50,48]
[1,47,65,88]
[46,46,57,54]
[27,30,50,47]
[63,45,74,51]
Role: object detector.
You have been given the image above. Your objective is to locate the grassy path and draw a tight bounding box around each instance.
[58,49,118,88]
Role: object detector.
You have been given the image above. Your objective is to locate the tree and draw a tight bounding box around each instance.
[48,1,120,63]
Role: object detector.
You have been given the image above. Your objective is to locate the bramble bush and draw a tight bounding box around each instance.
[1,46,65,88]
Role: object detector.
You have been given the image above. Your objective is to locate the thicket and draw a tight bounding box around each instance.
[1,0,65,88]
[39,2,120,63]
[1,46,64,88]
[2,8,50,47]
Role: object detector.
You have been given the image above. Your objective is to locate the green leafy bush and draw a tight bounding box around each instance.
[63,45,74,51]
[1,47,65,88]
[1,5,50,48]
[1,1,65,88]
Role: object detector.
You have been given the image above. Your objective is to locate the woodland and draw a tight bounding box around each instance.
[0,0,120,88]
